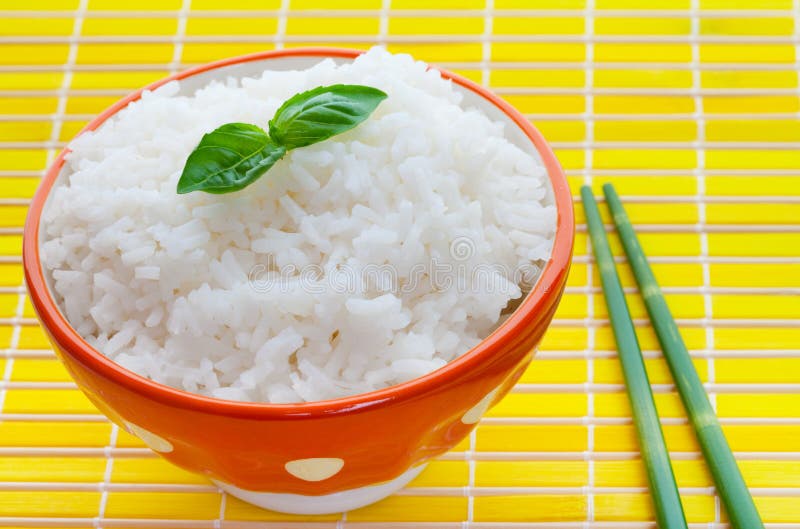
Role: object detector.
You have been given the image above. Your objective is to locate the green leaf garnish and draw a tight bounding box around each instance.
[269,84,388,150]
[177,84,387,195]
[177,123,286,194]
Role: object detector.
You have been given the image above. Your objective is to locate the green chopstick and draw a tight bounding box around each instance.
[602,183,765,529]
[580,186,688,529]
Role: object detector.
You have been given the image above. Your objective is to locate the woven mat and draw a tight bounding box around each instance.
[1,0,799,527]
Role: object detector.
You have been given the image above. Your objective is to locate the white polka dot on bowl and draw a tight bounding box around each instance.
[461,387,501,425]
[123,421,174,453]
[285,458,345,481]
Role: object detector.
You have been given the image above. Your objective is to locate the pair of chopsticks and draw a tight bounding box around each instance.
[581,184,764,529]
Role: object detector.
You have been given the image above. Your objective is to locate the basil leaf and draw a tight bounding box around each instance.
[268,84,387,150]
[177,84,385,195]
[177,123,287,194]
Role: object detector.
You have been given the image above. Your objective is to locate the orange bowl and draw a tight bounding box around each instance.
[23,47,574,514]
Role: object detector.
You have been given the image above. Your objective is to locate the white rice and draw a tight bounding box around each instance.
[41,48,556,403]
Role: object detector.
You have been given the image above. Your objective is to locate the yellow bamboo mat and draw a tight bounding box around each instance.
[1,0,800,527]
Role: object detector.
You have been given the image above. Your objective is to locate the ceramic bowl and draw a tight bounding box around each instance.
[23,47,574,514]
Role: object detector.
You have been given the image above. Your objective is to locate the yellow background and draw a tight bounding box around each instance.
[1,0,799,526]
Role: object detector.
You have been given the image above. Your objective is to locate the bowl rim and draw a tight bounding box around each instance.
[23,47,574,420]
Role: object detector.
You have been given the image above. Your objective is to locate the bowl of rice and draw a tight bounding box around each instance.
[23,47,574,514]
